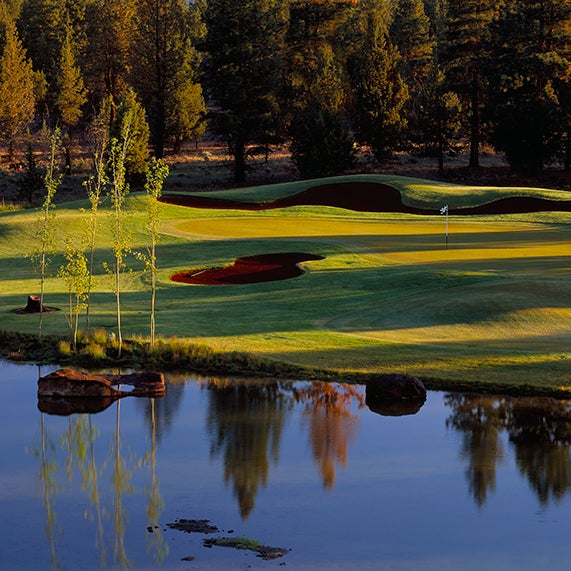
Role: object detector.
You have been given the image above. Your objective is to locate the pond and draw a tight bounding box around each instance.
[2,361,571,570]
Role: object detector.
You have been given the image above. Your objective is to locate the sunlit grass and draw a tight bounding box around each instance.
[0,174,570,390]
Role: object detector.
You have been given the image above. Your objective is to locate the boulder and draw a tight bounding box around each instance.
[366,373,427,402]
[38,368,166,400]
[38,369,118,398]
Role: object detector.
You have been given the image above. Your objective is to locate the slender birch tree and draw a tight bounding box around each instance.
[83,149,108,333]
[108,126,132,357]
[142,159,169,345]
[33,128,62,340]
[58,239,90,350]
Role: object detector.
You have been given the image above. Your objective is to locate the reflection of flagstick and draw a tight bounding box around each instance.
[440,205,449,249]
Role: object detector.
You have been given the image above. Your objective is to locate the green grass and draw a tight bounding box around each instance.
[0,174,570,393]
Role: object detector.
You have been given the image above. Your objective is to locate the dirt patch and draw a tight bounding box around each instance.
[161,180,571,215]
[171,252,324,286]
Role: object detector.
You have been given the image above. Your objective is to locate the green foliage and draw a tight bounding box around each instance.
[351,35,409,160]
[389,0,434,89]
[131,0,205,158]
[83,0,136,106]
[204,0,289,182]
[113,89,150,179]
[58,239,90,350]
[55,27,87,129]
[440,0,497,167]
[411,63,462,173]
[290,109,356,178]
[107,129,132,357]
[143,158,169,344]
[486,0,571,175]
[15,142,44,204]
[83,150,108,332]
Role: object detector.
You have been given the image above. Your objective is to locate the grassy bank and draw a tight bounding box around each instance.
[0,174,570,394]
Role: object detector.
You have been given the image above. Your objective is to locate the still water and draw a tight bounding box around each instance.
[1,361,571,571]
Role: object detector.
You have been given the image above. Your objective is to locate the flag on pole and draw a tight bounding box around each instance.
[440,205,449,248]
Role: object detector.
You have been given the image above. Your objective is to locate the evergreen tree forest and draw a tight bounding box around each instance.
[1,0,570,182]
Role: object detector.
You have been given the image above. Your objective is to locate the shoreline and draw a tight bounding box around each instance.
[2,330,570,400]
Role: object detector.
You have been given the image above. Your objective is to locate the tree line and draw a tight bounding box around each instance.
[1,0,570,184]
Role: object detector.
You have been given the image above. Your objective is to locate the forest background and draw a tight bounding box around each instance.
[0,0,570,201]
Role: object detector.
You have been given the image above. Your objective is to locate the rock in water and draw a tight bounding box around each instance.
[38,368,166,399]
[366,373,427,401]
[38,369,118,397]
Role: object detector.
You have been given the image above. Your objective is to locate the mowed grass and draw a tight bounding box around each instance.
[0,174,570,391]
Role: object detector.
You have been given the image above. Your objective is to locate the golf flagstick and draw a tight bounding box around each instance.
[440,204,449,248]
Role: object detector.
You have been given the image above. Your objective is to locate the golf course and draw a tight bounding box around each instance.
[1,173,570,393]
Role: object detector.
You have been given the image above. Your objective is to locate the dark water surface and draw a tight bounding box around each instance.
[1,361,571,570]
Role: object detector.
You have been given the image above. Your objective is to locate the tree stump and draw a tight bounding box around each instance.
[24,295,44,313]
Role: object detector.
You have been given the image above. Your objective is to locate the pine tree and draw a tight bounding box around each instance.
[131,0,205,158]
[389,0,434,90]
[204,0,289,182]
[411,63,462,174]
[19,0,91,104]
[287,0,358,176]
[83,0,136,116]
[113,89,150,179]
[440,0,498,168]
[55,26,87,174]
[0,19,36,163]
[351,34,409,161]
[486,0,571,175]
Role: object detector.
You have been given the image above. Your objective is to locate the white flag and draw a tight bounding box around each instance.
[440,205,448,214]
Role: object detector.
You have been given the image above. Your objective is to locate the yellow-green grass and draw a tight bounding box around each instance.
[0,175,570,392]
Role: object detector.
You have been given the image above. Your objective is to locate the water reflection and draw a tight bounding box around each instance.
[445,393,571,507]
[34,399,165,569]
[205,379,290,519]
[293,382,364,489]
[205,379,365,513]
[27,371,571,570]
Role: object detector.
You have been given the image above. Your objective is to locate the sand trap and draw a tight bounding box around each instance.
[170,253,324,285]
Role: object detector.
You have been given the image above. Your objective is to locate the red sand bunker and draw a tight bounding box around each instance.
[171,253,324,285]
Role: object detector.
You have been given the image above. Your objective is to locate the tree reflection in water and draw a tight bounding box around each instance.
[445,393,571,507]
[206,379,290,519]
[206,379,365,516]
[34,396,165,570]
[293,382,365,490]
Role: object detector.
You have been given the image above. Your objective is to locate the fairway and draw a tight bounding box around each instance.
[1,174,570,390]
[170,214,571,349]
